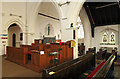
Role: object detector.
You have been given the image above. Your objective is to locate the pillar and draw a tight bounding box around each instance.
[118,24,120,55]
[0,1,2,78]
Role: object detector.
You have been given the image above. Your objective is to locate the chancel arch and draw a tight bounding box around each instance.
[34,1,61,40]
[76,16,85,56]
[8,23,23,47]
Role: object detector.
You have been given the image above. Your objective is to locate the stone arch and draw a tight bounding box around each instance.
[34,0,62,21]
[33,1,62,40]
[79,6,92,51]
[5,18,24,32]
[7,20,24,47]
[68,3,92,58]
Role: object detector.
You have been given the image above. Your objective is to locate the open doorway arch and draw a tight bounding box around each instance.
[77,17,84,43]
[8,23,23,47]
[34,1,61,40]
[76,16,85,56]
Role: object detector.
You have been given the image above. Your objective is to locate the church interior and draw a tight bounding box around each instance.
[0,0,120,79]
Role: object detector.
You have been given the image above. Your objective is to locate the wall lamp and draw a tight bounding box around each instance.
[10,13,22,18]
[58,1,70,7]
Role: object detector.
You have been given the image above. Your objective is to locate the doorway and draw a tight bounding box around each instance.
[8,23,22,47]
[12,33,16,47]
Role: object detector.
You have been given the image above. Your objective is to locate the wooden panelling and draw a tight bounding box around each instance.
[6,41,74,73]
[6,46,24,65]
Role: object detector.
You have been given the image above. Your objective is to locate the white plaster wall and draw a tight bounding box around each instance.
[94,24,119,54]
[35,15,61,39]
[2,2,26,32]
[0,1,2,78]
[78,39,84,43]
[0,2,2,56]
[8,26,22,47]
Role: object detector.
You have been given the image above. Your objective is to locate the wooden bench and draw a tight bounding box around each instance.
[87,54,115,79]
[42,53,95,79]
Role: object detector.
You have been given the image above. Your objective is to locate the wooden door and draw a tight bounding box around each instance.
[12,33,16,47]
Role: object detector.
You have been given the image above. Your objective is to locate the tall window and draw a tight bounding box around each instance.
[45,24,54,36]
[48,26,50,35]
[103,32,108,42]
[77,17,84,39]
[20,33,23,41]
[110,32,115,43]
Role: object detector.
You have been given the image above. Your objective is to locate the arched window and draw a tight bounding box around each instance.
[45,24,54,36]
[20,33,23,41]
[110,32,115,43]
[48,26,50,35]
[103,32,108,42]
[77,17,84,39]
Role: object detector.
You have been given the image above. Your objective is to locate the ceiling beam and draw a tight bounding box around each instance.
[38,13,60,21]
[96,3,117,9]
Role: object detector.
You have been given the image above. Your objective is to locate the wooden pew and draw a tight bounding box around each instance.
[42,53,95,79]
[6,41,73,73]
[86,47,96,54]
[112,50,117,60]
[87,54,115,79]
[78,45,85,56]
[97,49,104,60]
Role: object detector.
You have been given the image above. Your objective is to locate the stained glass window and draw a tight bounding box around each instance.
[103,32,107,42]
[110,32,115,42]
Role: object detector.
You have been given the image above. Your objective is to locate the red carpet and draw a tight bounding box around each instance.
[86,61,106,79]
